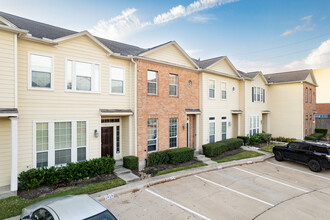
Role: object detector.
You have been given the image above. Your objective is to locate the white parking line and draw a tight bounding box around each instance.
[233,167,309,192]
[266,161,330,181]
[145,188,211,220]
[194,175,274,207]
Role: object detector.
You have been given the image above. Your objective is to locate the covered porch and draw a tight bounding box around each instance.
[231,110,242,138]
[185,109,200,152]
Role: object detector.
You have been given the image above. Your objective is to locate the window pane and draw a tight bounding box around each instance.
[169,85,177,96]
[36,123,48,152]
[209,89,215,98]
[170,137,177,148]
[169,74,177,85]
[55,149,71,165]
[148,119,157,151]
[116,126,120,153]
[209,135,215,143]
[66,60,72,89]
[169,118,177,148]
[148,71,157,82]
[222,90,226,99]
[76,76,91,91]
[77,147,86,162]
[31,54,52,72]
[111,80,124,93]
[111,67,124,80]
[32,71,51,88]
[36,152,48,168]
[94,64,100,92]
[76,61,92,77]
[55,122,72,150]
[148,82,157,94]
[77,121,86,147]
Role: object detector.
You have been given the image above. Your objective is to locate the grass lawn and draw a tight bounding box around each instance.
[215,150,264,163]
[0,178,125,219]
[260,144,276,153]
[156,163,207,176]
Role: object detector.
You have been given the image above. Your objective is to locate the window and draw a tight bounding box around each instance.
[77,121,86,162]
[305,115,308,136]
[309,88,312,103]
[147,119,157,152]
[110,67,125,94]
[148,70,157,95]
[116,126,120,153]
[30,54,53,89]
[209,80,215,98]
[66,60,100,92]
[169,74,178,96]
[305,87,308,103]
[249,116,260,136]
[31,208,54,220]
[36,123,48,168]
[35,120,87,168]
[221,118,227,140]
[252,87,265,102]
[209,117,215,143]
[221,82,227,100]
[257,87,260,102]
[169,118,178,148]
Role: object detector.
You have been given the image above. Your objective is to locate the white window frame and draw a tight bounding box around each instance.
[33,120,89,168]
[147,70,158,95]
[209,117,216,143]
[65,58,101,93]
[221,81,227,100]
[169,74,178,97]
[110,66,125,95]
[221,117,227,140]
[169,118,178,148]
[253,87,264,103]
[147,118,158,152]
[208,79,216,99]
[249,116,260,136]
[28,52,54,91]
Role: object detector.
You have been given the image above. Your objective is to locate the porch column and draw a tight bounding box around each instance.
[129,115,133,155]
[195,114,199,152]
[10,117,18,191]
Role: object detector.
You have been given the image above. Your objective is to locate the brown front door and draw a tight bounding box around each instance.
[101,127,114,157]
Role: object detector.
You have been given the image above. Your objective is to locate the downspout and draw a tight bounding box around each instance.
[130,57,138,157]
[14,34,17,108]
[301,81,304,139]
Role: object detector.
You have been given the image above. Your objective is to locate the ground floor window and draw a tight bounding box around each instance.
[249,116,260,136]
[221,117,227,140]
[169,118,178,148]
[305,115,308,136]
[148,118,158,152]
[209,117,215,143]
[35,120,87,168]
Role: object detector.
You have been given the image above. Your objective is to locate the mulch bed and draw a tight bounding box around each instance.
[137,159,201,177]
[210,148,244,161]
[18,174,117,199]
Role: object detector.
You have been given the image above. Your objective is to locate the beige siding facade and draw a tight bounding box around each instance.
[208,59,238,77]
[314,68,330,103]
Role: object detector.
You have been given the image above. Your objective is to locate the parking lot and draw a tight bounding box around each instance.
[102,158,330,220]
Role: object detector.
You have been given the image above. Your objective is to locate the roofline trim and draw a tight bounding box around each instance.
[0,23,28,35]
[201,69,242,80]
[138,41,199,69]
[268,80,317,86]
[134,56,199,71]
[20,34,58,45]
[55,31,113,54]
[0,16,17,28]
[250,72,269,84]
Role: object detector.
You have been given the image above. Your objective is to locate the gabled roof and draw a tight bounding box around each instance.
[265,69,317,85]
[0,11,146,56]
[238,70,268,83]
[193,56,225,69]
[138,41,199,69]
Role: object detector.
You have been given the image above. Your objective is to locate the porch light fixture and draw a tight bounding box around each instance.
[94,129,99,137]
[183,124,186,130]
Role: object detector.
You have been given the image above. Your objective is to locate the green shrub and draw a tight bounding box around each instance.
[248,133,272,145]
[167,148,194,165]
[237,136,249,145]
[305,135,317,141]
[273,136,296,143]
[202,138,243,157]
[123,156,138,170]
[305,133,323,141]
[315,128,328,137]
[148,151,169,166]
[18,156,115,190]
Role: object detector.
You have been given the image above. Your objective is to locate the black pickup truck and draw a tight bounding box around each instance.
[273,140,330,172]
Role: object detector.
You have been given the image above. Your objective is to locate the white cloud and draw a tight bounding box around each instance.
[187,14,216,23]
[284,38,330,70]
[89,8,151,41]
[185,49,203,56]
[281,15,314,37]
[154,0,236,24]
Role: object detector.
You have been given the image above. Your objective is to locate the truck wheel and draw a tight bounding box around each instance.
[274,151,283,161]
[308,159,321,172]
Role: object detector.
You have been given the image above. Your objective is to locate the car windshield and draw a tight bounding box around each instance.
[84,210,117,220]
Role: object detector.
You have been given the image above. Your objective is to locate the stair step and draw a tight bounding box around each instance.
[115,160,123,167]
[114,167,131,175]
[119,173,140,183]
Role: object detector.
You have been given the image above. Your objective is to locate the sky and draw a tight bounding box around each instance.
[1,0,330,73]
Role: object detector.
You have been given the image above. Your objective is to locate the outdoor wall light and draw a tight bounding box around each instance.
[94,129,99,137]
[183,124,186,130]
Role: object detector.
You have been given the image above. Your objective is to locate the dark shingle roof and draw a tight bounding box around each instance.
[193,56,225,69]
[265,69,312,83]
[0,11,146,56]
[237,70,260,79]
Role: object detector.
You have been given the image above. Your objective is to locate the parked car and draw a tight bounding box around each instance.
[20,194,117,220]
[273,140,330,172]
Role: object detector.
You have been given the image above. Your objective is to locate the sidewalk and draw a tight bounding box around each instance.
[92,147,273,202]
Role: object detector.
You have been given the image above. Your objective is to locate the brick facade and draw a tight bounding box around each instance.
[136,60,199,164]
[303,82,317,136]
[316,103,330,115]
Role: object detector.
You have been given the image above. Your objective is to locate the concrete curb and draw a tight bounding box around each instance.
[92,152,274,202]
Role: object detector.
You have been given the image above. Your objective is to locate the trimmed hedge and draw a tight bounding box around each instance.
[148,148,194,166]
[315,128,328,137]
[18,156,115,190]
[249,133,272,146]
[237,136,249,145]
[202,138,243,157]
[305,133,323,141]
[123,156,138,170]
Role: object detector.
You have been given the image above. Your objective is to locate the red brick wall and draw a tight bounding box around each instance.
[316,103,330,115]
[303,83,317,135]
[137,60,199,162]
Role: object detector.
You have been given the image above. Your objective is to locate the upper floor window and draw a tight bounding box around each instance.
[30,54,53,89]
[66,60,100,92]
[110,66,125,94]
[252,87,265,103]
[209,80,215,99]
[169,74,178,96]
[221,82,227,100]
[148,70,157,95]
[305,87,308,103]
[309,88,312,103]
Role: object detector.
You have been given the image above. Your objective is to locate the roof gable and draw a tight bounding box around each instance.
[139,41,199,69]
[266,69,316,85]
[208,58,240,77]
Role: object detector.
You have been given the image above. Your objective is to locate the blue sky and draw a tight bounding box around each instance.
[1,0,330,73]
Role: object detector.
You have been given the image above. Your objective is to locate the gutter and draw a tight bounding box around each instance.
[130,56,138,157]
